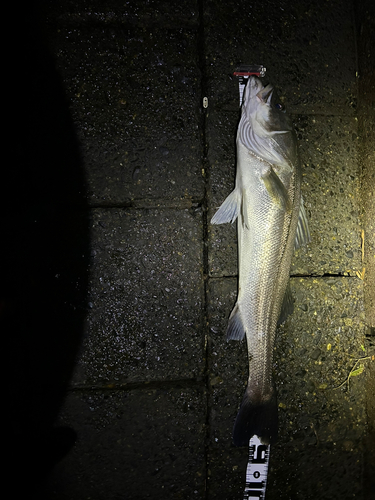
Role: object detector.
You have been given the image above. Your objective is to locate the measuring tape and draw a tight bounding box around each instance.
[243,435,270,499]
[233,65,270,499]
[233,64,266,106]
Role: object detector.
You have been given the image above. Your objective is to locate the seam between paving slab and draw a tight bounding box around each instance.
[197,1,211,497]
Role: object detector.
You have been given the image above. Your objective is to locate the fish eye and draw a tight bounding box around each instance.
[274,102,286,112]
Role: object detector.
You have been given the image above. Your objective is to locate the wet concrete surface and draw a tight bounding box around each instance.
[48,387,206,499]
[4,0,374,499]
[42,0,203,206]
[75,207,204,385]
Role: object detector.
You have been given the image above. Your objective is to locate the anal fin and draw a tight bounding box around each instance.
[226,303,246,341]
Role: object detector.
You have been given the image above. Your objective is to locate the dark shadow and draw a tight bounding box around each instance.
[2,3,89,496]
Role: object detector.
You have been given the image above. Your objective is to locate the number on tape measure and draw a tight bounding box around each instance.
[243,436,270,500]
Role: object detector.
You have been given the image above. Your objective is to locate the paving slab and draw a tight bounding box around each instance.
[47,387,206,499]
[206,448,248,500]
[207,276,366,499]
[42,1,203,205]
[204,0,357,115]
[72,207,204,385]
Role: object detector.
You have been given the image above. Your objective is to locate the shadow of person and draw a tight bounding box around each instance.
[2,4,89,497]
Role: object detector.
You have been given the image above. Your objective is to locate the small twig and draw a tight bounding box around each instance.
[356,267,366,280]
[310,422,319,446]
[334,355,371,390]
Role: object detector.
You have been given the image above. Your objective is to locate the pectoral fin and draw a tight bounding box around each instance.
[211,188,241,224]
[262,167,291,212]
[295,196,311,249]
[241,190,250,229]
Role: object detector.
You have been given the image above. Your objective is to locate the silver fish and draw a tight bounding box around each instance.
[211,76,310,445]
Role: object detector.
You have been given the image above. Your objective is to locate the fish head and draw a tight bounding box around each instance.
[240,76,297,168]
[243,76,293,137]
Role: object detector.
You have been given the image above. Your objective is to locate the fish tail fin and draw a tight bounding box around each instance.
[233,384,278,446]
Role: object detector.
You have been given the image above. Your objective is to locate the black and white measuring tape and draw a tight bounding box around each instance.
[233,64,267,106]
[233,65,270,499]
[243,436,270,500]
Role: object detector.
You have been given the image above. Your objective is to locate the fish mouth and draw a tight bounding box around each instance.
[244,77,274,105]
[256,84,274,104]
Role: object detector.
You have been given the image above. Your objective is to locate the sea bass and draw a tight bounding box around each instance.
[211,76,310,446]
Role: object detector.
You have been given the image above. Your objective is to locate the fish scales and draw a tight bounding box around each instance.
[211,76,310,446]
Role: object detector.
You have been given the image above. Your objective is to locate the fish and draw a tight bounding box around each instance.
[211,76,310,446]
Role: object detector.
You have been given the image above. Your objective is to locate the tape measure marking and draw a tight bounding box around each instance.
[234,64,266,106]
[243,436,270,500]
